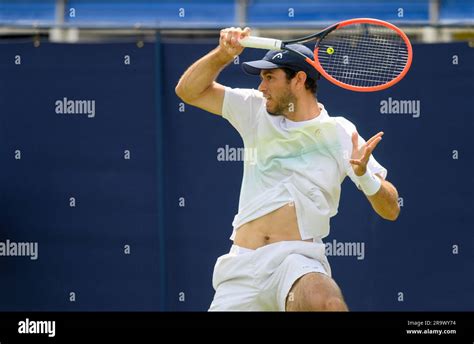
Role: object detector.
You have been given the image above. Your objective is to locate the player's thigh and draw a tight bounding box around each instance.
[286,272,347,311]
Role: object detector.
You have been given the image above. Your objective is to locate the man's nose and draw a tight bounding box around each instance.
[258,80,266,93]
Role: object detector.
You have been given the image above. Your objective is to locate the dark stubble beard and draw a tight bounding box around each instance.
[267,85,297,117]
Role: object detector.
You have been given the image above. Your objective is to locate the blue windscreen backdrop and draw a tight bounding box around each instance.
[0,38,472,311]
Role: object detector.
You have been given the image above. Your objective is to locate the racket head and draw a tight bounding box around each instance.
[306,18,413,92]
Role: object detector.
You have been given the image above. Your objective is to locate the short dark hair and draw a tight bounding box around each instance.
[281,67,318,95]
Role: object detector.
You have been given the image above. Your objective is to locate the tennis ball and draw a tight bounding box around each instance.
[326,47,334,54]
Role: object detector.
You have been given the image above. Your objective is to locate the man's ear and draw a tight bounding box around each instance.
[295,71,308,89]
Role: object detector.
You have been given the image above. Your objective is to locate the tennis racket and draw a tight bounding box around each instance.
[239,18,412,92]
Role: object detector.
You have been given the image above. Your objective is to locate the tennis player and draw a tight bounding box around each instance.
[175,27,400,311]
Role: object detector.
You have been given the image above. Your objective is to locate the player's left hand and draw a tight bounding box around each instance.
[350,131,384,176]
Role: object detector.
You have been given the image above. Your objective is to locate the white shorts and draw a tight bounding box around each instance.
[209,240,331,311]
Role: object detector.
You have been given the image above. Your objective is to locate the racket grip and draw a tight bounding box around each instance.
[239,36,283,50]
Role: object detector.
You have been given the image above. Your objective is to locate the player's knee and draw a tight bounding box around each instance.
[291,273,348,311]
[306,295,347,311]
[324,296,348,311]
[304,294,325,311]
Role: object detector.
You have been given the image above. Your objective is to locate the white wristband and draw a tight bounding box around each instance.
[356,170,382,196]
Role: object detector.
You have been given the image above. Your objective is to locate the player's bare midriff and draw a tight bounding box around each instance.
[233,203,312,249]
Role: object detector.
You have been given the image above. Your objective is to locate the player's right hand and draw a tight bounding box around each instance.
[219,27,251,59]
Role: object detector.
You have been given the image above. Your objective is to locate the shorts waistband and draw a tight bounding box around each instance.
[230,245,255,255]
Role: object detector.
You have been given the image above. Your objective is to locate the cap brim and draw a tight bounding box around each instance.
[242,60,281,75]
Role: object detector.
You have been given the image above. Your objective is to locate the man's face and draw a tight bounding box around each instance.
[258,69,296,117]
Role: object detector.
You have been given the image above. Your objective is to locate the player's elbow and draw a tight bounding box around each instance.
[383,204,400,221]
[175,79,195,103]
[175,83,190,103]
[384,212,399,221]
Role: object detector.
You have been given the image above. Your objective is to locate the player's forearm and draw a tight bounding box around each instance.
[175,47,233,103]
[367,177,400,221]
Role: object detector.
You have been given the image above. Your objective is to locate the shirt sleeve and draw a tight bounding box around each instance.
[334,117,388,188]
[222,87,265,139]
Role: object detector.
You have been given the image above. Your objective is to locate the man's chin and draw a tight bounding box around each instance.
[265,105,280,117]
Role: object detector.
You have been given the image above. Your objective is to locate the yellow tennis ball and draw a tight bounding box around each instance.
[326,47,334,54]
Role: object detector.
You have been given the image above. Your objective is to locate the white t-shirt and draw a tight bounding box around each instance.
[222,87,387,241]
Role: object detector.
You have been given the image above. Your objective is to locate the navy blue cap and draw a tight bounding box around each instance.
[242,44,319,81]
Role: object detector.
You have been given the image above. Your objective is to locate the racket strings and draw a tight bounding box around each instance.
[317,24,409,88]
